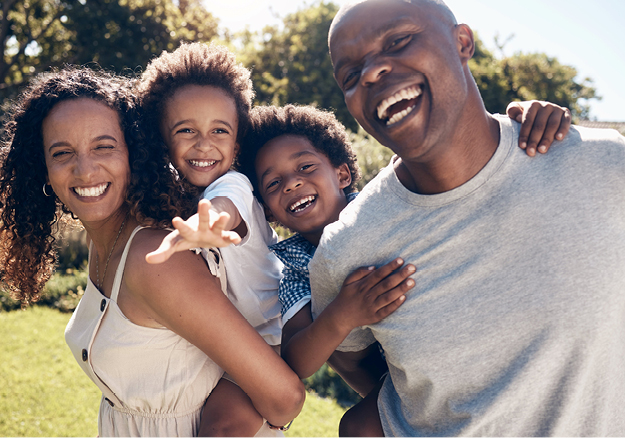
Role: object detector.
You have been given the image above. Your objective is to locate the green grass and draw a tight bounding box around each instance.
[0,306,346,437]
[0,306,100,437]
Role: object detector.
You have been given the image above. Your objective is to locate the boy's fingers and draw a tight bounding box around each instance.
[360,258,406,288]
[375,295,406,320]
[555,108,572,141]
[536,111,564,153]
[517,104,538,152]
[375,275,414,303]
[505,104,523,124]
[367,263,416,299]
[525,105,553,156]
[343,266,377,286]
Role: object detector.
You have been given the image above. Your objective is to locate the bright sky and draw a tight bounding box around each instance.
[205,0,625,121]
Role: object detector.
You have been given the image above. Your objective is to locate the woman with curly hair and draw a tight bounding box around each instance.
[0,66,304,437]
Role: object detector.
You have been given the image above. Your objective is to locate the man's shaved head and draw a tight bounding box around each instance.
[329,0,457,50]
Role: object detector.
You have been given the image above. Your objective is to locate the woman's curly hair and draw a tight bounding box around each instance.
[0,66,188,305]
[238,104,361,203]
[135,42,254,194]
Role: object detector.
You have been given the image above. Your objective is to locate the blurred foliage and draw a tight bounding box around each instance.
[233,1,358,131]
[304,363,361,407]
[0,224,87,312]
[351,127,394,190]
[470,33,598,120]
[0,0,218,102]
[1,268,87,312]
[1,0,600,125]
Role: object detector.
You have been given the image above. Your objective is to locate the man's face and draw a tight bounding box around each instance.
[330,0,471,162]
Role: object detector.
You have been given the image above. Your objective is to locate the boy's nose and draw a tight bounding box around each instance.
[283,176,303,192]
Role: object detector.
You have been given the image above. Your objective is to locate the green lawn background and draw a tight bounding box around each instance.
[0,306,345,437]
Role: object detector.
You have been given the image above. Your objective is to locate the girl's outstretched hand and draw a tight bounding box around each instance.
[507,100,572,157]
[145,199,241,264]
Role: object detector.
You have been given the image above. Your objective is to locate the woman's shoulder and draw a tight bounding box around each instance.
[123,228,215,295]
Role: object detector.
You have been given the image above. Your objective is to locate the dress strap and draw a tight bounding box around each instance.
[109,226,145,302]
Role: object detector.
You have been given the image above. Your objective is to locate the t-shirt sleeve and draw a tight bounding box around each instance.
[202,171,255,243]
[310,244,376,352]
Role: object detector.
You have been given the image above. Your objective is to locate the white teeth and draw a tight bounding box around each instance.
[74,183,108,197]
[189,159,216,168]
[387,105,415,126]
[376,86,423,121]
[289,195,315,212]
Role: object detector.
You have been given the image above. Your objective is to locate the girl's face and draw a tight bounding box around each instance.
[42,98,130,226]
[160,85,239,188]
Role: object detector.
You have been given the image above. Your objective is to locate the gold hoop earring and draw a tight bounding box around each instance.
[43,183,53,197]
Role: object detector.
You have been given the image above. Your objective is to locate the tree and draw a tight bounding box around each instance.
[237,1,358,131]
[470,34,598,120]
[1,0,218,102]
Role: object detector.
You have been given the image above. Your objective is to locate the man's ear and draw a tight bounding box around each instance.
[336,163,352,190]
[456,24,475,64]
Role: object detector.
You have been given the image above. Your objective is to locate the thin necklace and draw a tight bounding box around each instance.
[96,213,129,290]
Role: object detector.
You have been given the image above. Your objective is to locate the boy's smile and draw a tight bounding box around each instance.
[255,134,351,246]
[160,85,239,188]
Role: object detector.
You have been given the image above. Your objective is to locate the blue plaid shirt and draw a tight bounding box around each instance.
[269,192,359,324]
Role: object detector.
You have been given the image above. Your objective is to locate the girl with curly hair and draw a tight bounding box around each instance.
[0,66,304,437]
[136,42,293,436]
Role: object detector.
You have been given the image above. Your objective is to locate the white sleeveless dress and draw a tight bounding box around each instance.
[65,226,226,436]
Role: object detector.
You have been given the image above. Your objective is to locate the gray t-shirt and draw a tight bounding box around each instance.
[310,116,625,436]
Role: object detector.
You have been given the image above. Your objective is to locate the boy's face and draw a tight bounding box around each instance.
[255,134,351,245]
[330,0,470,162]
[160,85,238,188]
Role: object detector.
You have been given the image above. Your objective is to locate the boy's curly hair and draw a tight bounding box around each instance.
[0,66,187,305]
[135,42,254,187]
[238,104,361,202]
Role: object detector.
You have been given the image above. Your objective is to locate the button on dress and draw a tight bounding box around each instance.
[65,227,225,436]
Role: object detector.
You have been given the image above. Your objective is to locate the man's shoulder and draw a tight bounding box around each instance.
[569,124,625,146]
[552,124,625,168]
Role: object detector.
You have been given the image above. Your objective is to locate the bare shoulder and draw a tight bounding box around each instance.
[123,228,217,298]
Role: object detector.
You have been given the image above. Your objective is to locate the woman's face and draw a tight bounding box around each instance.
[42,97,130,225]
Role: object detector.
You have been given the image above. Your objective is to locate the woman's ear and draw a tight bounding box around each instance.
[336,163,352,190]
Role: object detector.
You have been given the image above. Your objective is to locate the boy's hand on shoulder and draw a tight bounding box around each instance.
[507,100,572,157]
[327,258,416,335]
[145,199,241,264]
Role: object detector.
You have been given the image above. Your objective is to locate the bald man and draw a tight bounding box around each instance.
[310,0,625,435]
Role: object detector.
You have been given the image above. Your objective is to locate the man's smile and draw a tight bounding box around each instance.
[376,84,423,126]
